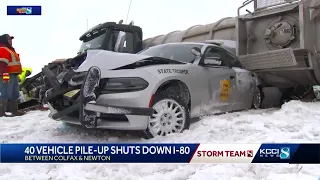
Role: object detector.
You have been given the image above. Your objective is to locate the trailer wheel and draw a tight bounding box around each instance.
[252,86,262,109]
[260,87,283,108]
[142,90,190,139]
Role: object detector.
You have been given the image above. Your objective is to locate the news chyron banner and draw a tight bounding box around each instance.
[0,143,319,163]
[7,6,41,15]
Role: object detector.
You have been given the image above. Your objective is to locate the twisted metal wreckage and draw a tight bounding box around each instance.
[20,0,320,111]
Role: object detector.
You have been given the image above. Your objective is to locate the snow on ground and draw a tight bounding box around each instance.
[1,100,320,180]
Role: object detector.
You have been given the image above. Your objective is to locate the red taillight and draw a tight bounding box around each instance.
[149,94,155,108]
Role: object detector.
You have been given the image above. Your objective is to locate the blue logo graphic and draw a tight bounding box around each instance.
[26,7,32,14]
[7,6,41,16]
[280,147,290,159]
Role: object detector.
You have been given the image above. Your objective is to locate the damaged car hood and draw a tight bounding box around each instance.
[74,50,153,72]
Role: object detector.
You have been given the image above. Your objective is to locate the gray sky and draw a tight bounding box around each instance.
[1,0,251,74]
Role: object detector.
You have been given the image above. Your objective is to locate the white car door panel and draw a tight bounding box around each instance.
[198,46,238,116]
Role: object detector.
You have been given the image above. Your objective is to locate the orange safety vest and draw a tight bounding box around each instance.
[0,47,22,80]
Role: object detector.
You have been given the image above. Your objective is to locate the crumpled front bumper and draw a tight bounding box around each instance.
[48,101,153,120]
[43,67,153,130]
[47,100,153,130]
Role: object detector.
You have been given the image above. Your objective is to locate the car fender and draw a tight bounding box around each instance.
[141,64,207,116]
[251,72,262,87]
[141,64,194,93]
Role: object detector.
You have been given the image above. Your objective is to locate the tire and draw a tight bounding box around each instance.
[142,90,190,139]
[260,87,283,109]
[252,86,262,109]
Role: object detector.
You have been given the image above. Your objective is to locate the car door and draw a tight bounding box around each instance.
[198,46,237,115]
[225,51,255,110]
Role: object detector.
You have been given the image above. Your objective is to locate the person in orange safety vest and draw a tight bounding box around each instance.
[0,34,26,117]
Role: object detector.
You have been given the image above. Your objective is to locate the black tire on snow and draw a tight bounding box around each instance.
[251,86,262,109]
[260,87,283,109]
[142,90,191,139]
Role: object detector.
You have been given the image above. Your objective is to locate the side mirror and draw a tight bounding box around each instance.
[191,47,201,57]
[203,57,223,66]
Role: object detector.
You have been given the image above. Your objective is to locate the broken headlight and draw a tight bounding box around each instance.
[100,77,149,94]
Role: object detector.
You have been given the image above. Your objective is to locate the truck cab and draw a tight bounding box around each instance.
[78,21,143,54]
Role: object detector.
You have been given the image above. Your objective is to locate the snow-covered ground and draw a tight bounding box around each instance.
[1,100,320,180]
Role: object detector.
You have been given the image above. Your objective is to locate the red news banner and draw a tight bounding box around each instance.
[191,144,257,163]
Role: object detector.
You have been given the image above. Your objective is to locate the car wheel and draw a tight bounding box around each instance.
[252,86,262,109]
[142,91,190,139]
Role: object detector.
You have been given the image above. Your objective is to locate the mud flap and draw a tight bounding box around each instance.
[79,67,101,128]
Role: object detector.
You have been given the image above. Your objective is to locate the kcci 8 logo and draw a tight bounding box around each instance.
[259,147,290,159]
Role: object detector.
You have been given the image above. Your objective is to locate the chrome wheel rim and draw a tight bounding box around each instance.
[253,87,261,108]
[148,99,186,137]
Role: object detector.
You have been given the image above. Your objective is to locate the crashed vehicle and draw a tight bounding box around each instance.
[44,41,262,138]
[21,20,143,108]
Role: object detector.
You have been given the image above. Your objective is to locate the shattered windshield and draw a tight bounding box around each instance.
[138,44,203,63]
[78,30,107,54]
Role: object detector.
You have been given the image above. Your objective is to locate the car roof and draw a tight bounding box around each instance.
[153,42,207,46]
[154,41,236,55]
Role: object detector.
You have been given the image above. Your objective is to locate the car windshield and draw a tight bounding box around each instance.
[78,30,107,53]
[138,44,203,63]
[78,29,134,54]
